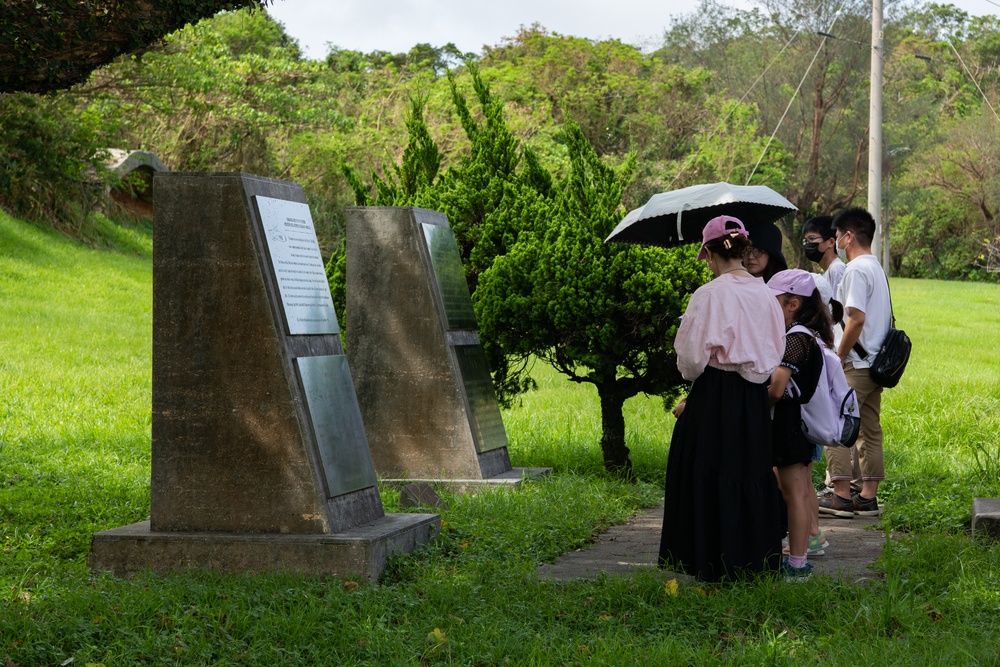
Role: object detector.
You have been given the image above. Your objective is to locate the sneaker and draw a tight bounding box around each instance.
[817,486,834,500]
[818,493,855,518]
[784,533,829,556]
[851,491,882,517]
[781,560,814,583]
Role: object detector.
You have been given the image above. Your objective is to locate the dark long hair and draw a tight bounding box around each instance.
[790,289,835,347]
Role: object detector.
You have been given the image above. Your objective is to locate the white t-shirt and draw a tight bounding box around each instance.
[824,257,846,298]
[834,254,892,368]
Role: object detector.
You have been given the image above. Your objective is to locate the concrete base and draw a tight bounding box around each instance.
[972,497,1000,540]
[89,512,440,580]
[382,467,551,495]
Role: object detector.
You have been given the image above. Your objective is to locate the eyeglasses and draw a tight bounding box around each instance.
[802,235,826,245]
[745,247,766,258]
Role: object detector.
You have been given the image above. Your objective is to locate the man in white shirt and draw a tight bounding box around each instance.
[819,207,892,518]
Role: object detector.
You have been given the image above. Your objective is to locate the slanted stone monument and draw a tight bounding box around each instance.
[89,174,438,579]
[345,206,548,490]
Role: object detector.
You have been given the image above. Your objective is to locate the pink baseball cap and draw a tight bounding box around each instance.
[767,269,817,297]
[697,215,749,260]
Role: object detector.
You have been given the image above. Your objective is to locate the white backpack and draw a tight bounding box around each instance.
[786,325,860,448]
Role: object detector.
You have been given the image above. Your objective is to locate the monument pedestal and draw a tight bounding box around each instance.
[381,467,552,495]
[89,514,438,579]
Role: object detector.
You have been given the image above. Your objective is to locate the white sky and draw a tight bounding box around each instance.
[265,0,1000,60]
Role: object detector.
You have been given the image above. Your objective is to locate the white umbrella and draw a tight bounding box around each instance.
[605,182,797,247]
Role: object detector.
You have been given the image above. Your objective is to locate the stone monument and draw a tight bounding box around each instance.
[345,206,548,490]
[89,174,439,579]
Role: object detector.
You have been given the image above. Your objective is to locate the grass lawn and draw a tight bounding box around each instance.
[3,209,1000,665]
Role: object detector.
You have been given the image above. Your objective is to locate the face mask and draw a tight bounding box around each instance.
[804,242,825,263]
[836,237,848,261]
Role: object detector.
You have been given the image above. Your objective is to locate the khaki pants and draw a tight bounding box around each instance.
[825,365,885,482]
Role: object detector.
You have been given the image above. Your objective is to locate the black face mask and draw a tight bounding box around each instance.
[804,242,826,262]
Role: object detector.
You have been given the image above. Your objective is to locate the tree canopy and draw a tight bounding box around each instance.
[1,0,259,93]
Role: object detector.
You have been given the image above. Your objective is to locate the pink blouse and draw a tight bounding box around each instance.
[674,273,786,384]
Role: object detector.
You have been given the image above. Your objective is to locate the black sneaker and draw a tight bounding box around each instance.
[851,491,882,517]
[818,493,855,518]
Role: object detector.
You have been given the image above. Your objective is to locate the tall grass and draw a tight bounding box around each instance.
[3,208,1000,665]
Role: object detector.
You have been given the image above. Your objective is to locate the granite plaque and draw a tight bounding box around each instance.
[297,354,379,497]
[256,195,339,335]
[453,344,508,453]
[422,223,477,331]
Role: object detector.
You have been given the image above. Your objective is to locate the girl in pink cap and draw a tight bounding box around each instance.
[766,268,835,581]
[659,215,786,582]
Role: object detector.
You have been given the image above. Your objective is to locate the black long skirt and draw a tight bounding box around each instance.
[659,366,782,582]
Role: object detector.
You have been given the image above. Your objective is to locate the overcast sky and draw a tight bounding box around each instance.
[265,0,1000,60]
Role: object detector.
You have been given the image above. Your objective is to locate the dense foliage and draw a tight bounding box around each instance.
[2,2,996,271]
[661,0,1000,271]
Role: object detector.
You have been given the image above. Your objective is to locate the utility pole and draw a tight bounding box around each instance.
[868,0,884,264]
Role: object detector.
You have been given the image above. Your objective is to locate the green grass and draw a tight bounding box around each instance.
[3,208,1000,665]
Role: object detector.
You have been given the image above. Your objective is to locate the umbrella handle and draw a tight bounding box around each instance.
[677,205,689,242]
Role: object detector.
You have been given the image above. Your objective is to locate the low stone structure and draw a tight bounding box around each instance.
[972,497,1000,540]
[105,149,168,217]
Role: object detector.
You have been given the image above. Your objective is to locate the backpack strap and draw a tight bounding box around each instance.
[837,264,895,359]
[786,324,823,404]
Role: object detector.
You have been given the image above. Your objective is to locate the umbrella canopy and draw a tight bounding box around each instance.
[605,182,797,248]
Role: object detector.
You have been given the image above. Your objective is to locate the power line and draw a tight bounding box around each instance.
[745,12,844,185]
[945,37,1000,121]
[668,26,803,187]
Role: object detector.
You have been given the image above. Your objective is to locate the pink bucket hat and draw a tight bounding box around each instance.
[697,215,749,260]
[767,268,817,297]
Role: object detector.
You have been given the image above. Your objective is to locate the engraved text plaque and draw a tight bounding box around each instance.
[256,196,339,335]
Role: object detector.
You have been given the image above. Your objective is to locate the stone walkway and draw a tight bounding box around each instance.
[537,505,886,583]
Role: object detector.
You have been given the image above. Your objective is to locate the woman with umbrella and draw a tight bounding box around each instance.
[659,215,786,582]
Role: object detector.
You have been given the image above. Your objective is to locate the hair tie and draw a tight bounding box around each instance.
[723,238,732,250]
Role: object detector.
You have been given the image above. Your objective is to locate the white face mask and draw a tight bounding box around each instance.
[836,233,849,261]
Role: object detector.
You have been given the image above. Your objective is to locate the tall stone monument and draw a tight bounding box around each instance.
[345,206,548,489]
[89,174,438,579]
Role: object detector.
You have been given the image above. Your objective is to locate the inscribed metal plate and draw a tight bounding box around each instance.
[255,196,340,335]
[421,224,477,331]
[453,344,508,453]
[296,355,378,498]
